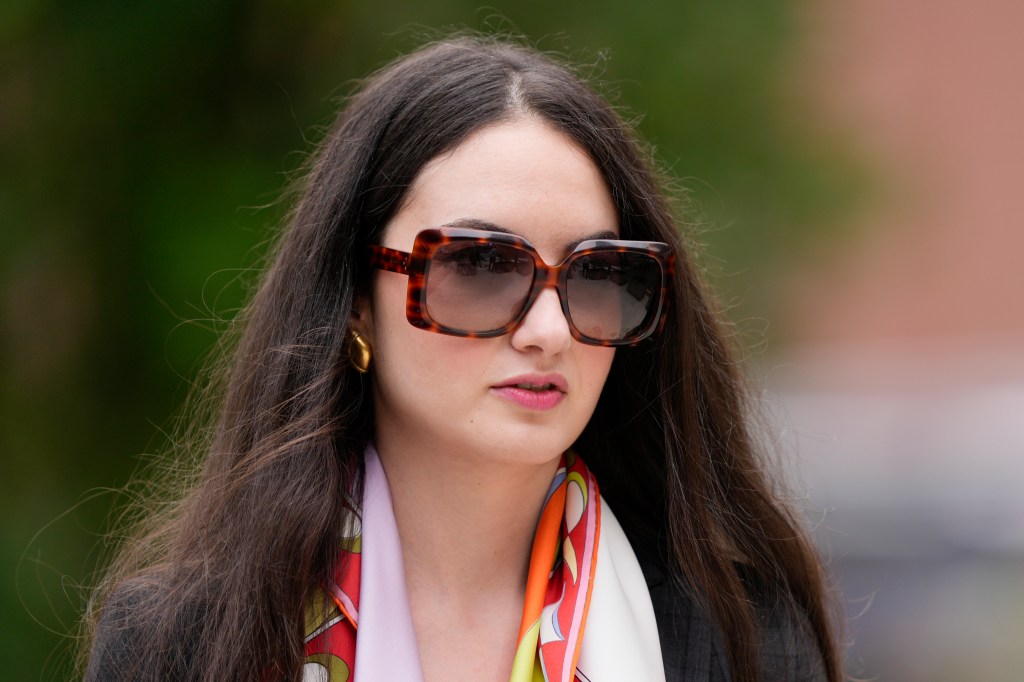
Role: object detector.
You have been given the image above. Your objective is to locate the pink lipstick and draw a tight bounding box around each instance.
[492,374,567,411]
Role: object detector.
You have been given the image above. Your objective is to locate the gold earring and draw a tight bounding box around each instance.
[348,331,372,374]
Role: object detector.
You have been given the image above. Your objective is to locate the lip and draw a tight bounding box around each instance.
[491,373,568,411]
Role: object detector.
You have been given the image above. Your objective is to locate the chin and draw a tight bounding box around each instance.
[474,427,580,467]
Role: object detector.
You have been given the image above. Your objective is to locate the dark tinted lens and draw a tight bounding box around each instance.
[565,251,662,341]
[423,241,535,332]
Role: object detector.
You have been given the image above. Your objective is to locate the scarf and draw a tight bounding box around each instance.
[301,445,664,682]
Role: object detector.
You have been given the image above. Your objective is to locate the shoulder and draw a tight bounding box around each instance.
[85,580,203,682]
[85,583,147,682]
[636,552,828,682]
[734,563,829,682]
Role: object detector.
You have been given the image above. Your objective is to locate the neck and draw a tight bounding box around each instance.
[373,434,560,607]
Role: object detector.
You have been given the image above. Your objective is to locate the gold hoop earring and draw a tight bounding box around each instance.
[348,331,372,374]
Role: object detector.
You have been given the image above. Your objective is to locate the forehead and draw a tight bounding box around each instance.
[382,118,619,262]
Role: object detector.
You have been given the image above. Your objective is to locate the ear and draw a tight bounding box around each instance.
[349,294,373,342]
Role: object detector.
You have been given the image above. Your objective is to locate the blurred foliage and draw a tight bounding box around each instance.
[0,0,863,678]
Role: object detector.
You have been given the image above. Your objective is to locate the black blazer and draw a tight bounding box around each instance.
[641,551,828,682]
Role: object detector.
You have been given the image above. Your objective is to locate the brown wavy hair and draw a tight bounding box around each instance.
[83,35,841,682]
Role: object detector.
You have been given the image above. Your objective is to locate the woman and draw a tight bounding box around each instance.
[84,36,841,682]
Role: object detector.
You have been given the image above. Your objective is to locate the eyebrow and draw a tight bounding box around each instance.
[441,218,619,254]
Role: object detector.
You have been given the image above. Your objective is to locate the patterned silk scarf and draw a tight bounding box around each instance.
[301,445,663,682]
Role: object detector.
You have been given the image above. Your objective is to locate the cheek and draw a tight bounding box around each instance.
[369,279,493,400]
[368,274,420,366]
[369,274,406,337]
[577,347,616,405]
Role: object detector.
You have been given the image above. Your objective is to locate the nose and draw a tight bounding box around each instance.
[510,287,572,356]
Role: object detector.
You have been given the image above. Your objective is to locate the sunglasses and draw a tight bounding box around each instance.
[368,228,674,346]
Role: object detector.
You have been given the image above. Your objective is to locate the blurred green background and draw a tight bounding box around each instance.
[0,1,859,678]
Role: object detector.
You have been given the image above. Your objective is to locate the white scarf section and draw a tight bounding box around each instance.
[575,506,666,682]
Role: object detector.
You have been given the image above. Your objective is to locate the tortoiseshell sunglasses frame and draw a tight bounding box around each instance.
[367,227,674,347]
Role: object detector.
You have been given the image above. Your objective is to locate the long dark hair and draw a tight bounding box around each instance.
[85,36,840,682]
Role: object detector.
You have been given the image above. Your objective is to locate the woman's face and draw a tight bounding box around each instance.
[355,118,618,467]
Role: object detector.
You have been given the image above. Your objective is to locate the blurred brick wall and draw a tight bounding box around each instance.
[786,0,1024,356]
